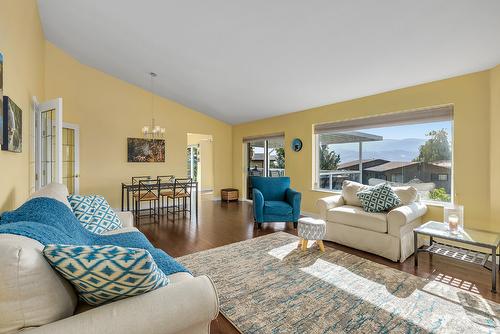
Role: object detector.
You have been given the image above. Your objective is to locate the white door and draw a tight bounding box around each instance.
[34,98,63,190]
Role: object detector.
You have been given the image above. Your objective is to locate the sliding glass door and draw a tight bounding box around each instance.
[246,136,285,199]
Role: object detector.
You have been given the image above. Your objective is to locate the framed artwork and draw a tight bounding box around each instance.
[127,138,165,162]
[2,96,22,153]
[0,52,3,146]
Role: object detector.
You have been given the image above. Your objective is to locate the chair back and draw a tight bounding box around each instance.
[157,175,175,183]
[173,178,193,197]
[138,179,159,200]
[250,176,290,201]
[132,176,151,185]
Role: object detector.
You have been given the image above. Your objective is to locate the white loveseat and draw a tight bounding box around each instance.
[317,181,427,262]
[0,183,219,334]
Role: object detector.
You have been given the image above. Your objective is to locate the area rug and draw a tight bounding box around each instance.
[177,232,500,334]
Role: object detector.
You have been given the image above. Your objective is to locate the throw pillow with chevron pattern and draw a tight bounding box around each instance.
[43,244,169,306]
[68,195,122,234]
[356,183,401,213]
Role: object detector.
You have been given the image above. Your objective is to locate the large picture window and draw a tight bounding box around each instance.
[314,106,453,203]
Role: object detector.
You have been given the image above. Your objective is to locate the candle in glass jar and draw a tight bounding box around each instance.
[448,214,459,233]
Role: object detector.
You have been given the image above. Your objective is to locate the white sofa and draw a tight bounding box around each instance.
[316,181,427,262]
[0,183,219,334]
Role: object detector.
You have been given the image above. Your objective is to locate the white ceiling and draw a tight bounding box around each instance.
[37,1,500,124]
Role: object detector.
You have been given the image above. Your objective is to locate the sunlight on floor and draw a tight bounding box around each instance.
[301,258,499,332]
[433,273,480,293]
[267,240,312,260]
[267,242,499,332]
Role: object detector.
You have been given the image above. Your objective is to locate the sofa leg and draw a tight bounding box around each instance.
[257,222,262,230]
[293,222,297,229]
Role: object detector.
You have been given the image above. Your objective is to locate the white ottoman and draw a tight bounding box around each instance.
[297,217,326,252]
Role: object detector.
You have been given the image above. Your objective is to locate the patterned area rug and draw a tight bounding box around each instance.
[177,232,500,334]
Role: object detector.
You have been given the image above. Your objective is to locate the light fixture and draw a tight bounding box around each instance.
[142,72,165,138]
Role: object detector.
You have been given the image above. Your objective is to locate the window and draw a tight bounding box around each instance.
[314,106,453,203]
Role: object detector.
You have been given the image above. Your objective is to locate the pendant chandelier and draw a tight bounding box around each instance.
[142,72,165,138]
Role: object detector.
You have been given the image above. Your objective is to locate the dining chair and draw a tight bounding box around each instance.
[133,179,160,224]
[157,175,175,215]
[131,176,151,215]
[166,178,193,222]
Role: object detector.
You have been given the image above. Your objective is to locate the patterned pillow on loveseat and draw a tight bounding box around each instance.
[68,195,122,234]
[356,183,401,213]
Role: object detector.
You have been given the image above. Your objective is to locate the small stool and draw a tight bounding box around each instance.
[297,217,326,252]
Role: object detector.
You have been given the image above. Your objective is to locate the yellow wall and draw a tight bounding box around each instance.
[490,65,500,225]
[233,71,497,231]
[0,0,45,211]
[44,43,232,208]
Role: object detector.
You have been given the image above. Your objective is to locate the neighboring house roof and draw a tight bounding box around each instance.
[430,160,452,168]
[338,159,378,169]
[319,131,383,145]
[364,161,419,172]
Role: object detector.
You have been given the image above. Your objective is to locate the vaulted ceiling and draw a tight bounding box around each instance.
[38,1,500,124]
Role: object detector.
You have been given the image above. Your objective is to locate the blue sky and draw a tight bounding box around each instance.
[362,121,452,140]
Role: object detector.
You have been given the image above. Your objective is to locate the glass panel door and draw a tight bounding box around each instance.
[62,127,79,194]
[246,137,285,199]
[40,109,56,187]
[247,140,265,199]
[35,98,63,190]
[268,138,285,177]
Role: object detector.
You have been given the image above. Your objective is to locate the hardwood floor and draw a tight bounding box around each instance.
[137,195,500,334]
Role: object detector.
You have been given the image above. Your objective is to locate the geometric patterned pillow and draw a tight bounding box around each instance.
[43,244,169,306]
[356,183,401,213]
[67,195,122,234]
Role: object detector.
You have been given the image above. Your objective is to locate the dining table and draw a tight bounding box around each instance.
[120,181,199,222]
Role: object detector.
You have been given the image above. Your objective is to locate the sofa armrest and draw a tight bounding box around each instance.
[316,195,344,219]
[252,188,265,222]
[387,202,427,236]
[285,188,302,222]
[24,275,219,334]
[114,210,134,228]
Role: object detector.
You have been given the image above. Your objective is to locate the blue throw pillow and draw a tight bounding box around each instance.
[68,195,122,234]
[356,183,401,213]
[43,244,169,306]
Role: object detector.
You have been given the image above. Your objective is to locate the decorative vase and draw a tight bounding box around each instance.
[444,205,464,234]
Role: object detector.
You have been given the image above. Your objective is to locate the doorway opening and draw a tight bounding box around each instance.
[187,133,214,194]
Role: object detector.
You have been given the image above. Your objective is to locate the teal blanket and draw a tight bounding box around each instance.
[0,197,188,276]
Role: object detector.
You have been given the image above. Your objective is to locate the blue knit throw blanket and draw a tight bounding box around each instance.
[0,197,188,276]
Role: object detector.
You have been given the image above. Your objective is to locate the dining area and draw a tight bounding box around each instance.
[121,175,199,224]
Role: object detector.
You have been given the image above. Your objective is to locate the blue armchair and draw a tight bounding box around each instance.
[250,176,301,229]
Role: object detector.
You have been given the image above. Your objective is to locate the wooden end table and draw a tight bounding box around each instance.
[414,221,500,292]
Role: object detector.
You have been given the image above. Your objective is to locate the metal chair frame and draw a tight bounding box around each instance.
[166,178,193,222]
[133,179,160,224]
[157,175,175,215]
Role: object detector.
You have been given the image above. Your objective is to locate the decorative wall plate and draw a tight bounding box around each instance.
[291,138,303,152]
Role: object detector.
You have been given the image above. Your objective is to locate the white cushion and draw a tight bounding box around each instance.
[30,183,72,210]
[341,180,370,207]
[327,205,388,233]
[392,186,418,205]
[0,234,77,333]
[114,211,134,228]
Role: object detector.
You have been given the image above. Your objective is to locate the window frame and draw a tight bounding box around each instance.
[312,106,454,204]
